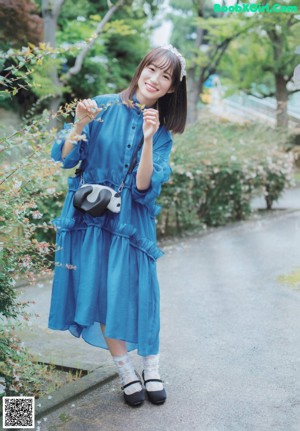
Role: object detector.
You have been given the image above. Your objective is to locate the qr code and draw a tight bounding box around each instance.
[2,396,35,429]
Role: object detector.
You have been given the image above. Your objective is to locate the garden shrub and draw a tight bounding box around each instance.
[0,109,67,398]
[0,44,77,399]
[156,115,295,236]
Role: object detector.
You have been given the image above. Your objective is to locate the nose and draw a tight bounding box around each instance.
[150,72,159,84]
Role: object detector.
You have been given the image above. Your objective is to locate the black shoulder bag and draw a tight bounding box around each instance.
[73,138,144,217]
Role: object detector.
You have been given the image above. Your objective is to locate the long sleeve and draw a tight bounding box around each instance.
[51,123,90,169]
[131,129,172,213]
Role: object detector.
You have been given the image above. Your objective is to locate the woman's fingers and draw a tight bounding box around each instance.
[142,108,160,140]
[144,119,158,126]
[143,108,158,118]
[82,99,97,115]
[76,99,101,122]
[143,109,159,126]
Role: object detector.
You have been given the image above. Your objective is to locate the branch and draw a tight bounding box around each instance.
[244,88,300,97]
[287,71,294,82]
[196,19,257,86]
[200,36,236,82]
[286,14,298,28]
[41,0,64,18]
[204,21,256,75]
[287,88,300,95]
[208,39,231,72]
[63,0,124,81]
[243,89,275,98]
[53,0,65,18]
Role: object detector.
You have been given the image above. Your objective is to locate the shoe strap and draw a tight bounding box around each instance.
[142,371,164,385]
[122,380,142,390]
[143,378,163,384]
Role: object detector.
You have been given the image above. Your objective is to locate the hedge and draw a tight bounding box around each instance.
[156,114,294,237]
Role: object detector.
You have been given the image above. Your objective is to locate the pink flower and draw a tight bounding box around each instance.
[35,241,50,254]
[20,255,33,269]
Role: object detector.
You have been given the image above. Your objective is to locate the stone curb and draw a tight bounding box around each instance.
[34,365,118,420]
[216,207,300,232]
[0,366,117,429]
[158,207,300,250]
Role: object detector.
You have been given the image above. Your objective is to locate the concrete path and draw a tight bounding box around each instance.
[13,189,300,431]
[15,279,109,372]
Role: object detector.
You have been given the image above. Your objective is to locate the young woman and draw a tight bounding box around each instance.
[49,45,187,407]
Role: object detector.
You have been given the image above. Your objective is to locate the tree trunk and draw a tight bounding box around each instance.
[186,19,205,125]
[275,74,289,130]
[42,2,57,47]
[266,27,289,131]
[42,0,124,127]
[42,0,64,124]
[41,0,124,121]
[187,67,202,124]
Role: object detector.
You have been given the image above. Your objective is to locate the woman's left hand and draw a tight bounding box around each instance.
[143,109,159,142]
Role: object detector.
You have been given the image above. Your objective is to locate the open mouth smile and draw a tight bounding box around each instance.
[145,82,159,92]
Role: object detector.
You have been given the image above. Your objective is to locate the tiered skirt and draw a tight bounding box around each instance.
[48,178,163,356]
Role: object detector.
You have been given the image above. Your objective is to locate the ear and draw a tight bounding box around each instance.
[167,87,175,94]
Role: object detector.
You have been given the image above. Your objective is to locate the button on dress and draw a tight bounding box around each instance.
[48,93,172,356]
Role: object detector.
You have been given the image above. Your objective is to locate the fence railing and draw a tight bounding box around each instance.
[223,93,300,129]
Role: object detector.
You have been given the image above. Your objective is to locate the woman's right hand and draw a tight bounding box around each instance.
[74,98,102,128]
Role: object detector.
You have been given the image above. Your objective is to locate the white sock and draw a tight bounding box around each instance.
[113,353,142,395]
[142,354,164,392]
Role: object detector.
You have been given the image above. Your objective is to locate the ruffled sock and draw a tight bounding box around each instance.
[113,353,142,395]
[142,354,164,392]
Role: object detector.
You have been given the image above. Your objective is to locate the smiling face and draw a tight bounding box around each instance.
[122,47,184,130]
[136,62,174,106]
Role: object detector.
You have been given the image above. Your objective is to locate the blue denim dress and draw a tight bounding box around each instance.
[48,93,172,356]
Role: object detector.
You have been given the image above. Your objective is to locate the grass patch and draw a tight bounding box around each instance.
[277,269,300,290]
[0,319,88,400]
[33,361,88,399]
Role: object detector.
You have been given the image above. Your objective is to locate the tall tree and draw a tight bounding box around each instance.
[41,0,65,113]
[40,0,126,114]
[169,0,253,123]
[218,7,300,129]
[169,0,300,128]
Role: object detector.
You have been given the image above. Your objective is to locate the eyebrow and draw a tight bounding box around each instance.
[152,63,172,77]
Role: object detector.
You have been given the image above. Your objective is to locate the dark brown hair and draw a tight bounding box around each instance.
[120,47,187,134]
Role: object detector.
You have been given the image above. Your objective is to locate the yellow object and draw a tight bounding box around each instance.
[200,89,212,104]
[277,269,300,290]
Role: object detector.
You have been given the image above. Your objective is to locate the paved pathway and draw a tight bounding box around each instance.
[17,191,299,431]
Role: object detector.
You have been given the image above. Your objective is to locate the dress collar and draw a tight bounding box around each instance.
[132,92,157,110]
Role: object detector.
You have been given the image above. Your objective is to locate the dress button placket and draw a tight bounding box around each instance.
[125,118,137,170]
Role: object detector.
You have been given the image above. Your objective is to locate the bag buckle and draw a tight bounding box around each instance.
[118,181,125,194]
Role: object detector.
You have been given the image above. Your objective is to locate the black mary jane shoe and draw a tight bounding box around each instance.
[122,379,145,407]
[142,370,167,405]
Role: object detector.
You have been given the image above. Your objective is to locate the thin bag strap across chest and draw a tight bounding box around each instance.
[117,137,144,193]
[75,137,144,194]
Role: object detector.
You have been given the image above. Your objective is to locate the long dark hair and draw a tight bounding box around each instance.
[120,47,187,134]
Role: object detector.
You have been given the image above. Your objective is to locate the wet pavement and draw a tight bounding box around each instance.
[12,188,300,431]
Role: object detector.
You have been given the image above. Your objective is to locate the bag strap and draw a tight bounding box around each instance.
[118,137,144,193]
[75,136,144,194]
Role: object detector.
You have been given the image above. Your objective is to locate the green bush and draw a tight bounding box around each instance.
[0,45,78,399]
[157,115,295,236]
[0,319,49,398]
